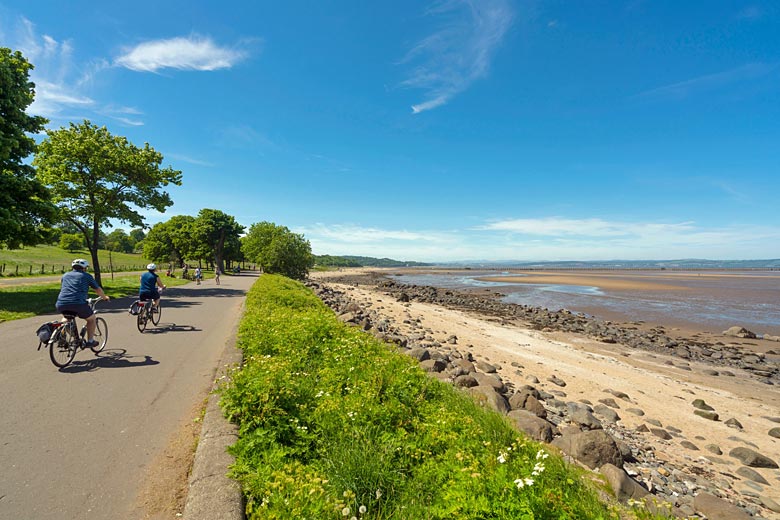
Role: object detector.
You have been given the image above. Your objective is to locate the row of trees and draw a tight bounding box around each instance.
[143,215,314,280]
[1,46,314,282]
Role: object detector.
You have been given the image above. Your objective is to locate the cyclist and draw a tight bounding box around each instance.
[55,259,110,348]
[140,263,166,311]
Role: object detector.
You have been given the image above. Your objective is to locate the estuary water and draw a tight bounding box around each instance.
[390,270,780,337]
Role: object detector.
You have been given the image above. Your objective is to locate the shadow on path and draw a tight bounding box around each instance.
[138,323,201,334]
[59,348,159,373]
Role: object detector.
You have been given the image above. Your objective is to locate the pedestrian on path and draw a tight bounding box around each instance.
[195,266,202,285]
[214,267,221,285]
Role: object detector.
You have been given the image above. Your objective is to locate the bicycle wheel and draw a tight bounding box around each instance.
[137,306,148,332]
[151,302,162,325]
[50,324,77,367]
[91,317,108,353]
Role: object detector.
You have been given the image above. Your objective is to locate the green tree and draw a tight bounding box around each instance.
[191,209,244,273]
[242,221,313,280]
[105,228,133,253]
[143,215,195,268]
[33,120,182,284]
[0,47,56,248]
[59,233,84,252]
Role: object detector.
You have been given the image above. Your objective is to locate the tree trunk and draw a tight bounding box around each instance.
[91,220,102,286]
[215,229,226,274]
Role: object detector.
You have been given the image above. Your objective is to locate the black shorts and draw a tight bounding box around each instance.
[56,303,93,319]
[139,290,160,301]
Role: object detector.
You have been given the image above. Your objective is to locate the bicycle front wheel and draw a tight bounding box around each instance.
[151,303,162,325]
[50,325,77,367]
[137,307,148,332]
[91,317,108,353]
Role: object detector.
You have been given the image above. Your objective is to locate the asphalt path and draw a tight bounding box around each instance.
[0,273,258,519]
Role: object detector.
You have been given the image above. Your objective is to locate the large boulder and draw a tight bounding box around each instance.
[552,429,623,470]
[600,463,648,502]
[468,385,510,414]
[722,326,757,339]
[693,492,752,520]
[507,410,556,442]
[728,447,779,468]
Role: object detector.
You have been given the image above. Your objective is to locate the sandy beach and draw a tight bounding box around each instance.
[309,268,780,518]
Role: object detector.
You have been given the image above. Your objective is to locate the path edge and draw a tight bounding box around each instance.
[183,305,245,520]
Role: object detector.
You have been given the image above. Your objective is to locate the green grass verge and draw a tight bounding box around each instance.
[0,274,191,322]
[220,274,674,520]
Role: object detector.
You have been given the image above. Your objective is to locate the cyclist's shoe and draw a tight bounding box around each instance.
[152,307,158,313]
[85,339,99,348]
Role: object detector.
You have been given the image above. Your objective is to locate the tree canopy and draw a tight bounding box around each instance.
[0,47,56,248]
[190,209,244,273]
[142,215,195,267]
[242,221,313,280]
[33,120,182,284]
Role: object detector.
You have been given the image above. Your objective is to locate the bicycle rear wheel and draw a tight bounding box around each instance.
[91,317,108,352]
[151,302,162,325]
[50,324,77,367]
[137,305,148,332]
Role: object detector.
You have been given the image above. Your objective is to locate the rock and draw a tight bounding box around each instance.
[680,440,699,450]
[468,385,510,414]
[768,427,780,439]
[476,360,498,373]
[728,447,779,468]
[693,409,719,421]
[724,418,743,430]
[552,429,623,470]
[406,347,430,362]
[593,404,620,423]
[693,492,752,520]
[722,326,757,339]
[736,466,769,485]
[419,359,447,373]
[600,463,648,502]
[547,374,566,387]
[507,409,555,442]
[705,444,723,455]
[650,428,672,440]
[691,398,715,411]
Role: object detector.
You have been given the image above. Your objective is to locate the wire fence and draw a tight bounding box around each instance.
[0,264,149,277]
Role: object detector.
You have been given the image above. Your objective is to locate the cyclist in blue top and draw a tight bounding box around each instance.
[140,263,166,311]
[56,259,110,348]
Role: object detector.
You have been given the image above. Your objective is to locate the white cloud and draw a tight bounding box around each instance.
[400,0,513,113]
[115,36,248,72]
[637,62,778,100]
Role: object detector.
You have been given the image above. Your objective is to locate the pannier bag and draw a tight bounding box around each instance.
[129,301,143,315]
[36,322,57,344]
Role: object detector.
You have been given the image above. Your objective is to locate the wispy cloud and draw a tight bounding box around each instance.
[636,62,778,100]
[477,217,697,238]
[737,5,763,20]
[166,152,214,167]
[115,35,250,72]
[400,0,513,113]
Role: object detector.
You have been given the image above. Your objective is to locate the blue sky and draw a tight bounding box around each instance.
[2,1,779,262]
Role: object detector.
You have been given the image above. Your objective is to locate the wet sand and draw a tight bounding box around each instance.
[401,268,780,337]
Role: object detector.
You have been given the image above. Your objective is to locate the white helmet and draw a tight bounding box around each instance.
[147,263,157,270]
[72,258,89,269]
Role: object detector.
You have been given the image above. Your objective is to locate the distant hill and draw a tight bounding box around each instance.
[314,255,431,268]
[437,259,780,270]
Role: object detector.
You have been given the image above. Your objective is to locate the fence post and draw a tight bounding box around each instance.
[29,265,33,275]
[16,265,19,275]
[41,263,45,274]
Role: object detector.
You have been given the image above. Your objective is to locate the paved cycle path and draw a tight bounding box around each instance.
[0,273,258,520]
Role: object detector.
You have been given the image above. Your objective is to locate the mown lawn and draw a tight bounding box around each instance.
[0,244,150,277]
[0,275,191,322]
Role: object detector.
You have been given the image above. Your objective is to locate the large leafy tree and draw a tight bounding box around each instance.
[142,215,195,267]
[34,120,182,284]
[190,209,244,273]
[0,47,56,248]
[242,221,313,280]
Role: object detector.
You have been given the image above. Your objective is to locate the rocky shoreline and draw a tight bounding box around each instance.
[307,271,780,519]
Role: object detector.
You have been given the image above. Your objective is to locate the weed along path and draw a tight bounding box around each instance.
[0,272,258,520]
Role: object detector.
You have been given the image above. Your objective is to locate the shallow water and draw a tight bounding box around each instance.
[392,270,780,337]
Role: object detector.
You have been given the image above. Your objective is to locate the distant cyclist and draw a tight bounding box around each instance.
[56,259,110,348]
[140,263,166,311]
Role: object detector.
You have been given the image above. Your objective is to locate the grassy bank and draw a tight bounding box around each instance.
[0,244,150,277]
[220,275,671,519]
[0,274,191,322]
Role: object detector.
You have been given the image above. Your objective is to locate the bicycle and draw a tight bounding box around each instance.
[48,297,109,368]
[136,294,162,333]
